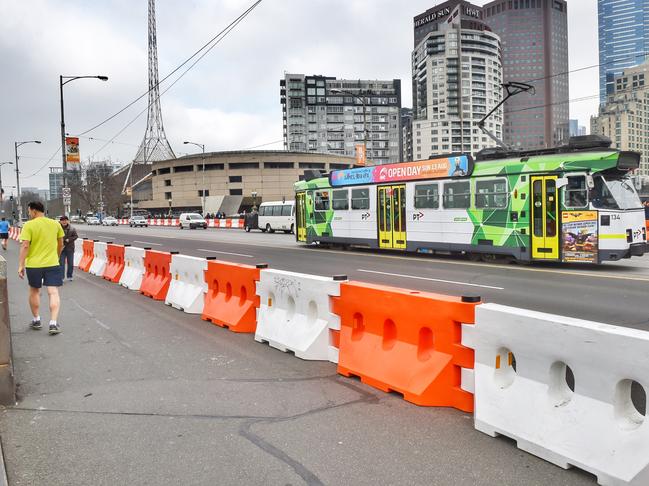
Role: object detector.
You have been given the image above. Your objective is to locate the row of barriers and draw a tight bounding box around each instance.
[65,234,648,486]
[115,218,245,229]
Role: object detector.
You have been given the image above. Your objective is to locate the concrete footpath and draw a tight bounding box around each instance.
[0,244,597,486]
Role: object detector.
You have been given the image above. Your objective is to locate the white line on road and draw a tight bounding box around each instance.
[356,269,505,290]
[134,241,162,246]
[197,249,254,258]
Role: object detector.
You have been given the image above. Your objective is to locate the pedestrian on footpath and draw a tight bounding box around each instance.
[59,215,78,281]
[18,201,64,335]
[0,217,9,251]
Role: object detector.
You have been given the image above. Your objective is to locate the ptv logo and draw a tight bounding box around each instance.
[361,212,370,220]
[413,211,424,221]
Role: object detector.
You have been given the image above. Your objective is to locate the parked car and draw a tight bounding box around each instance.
[129,215,148,228]
[86,217,101,226]
[179,213,207,229]
[70,215,83,224]
[102,217,118,226]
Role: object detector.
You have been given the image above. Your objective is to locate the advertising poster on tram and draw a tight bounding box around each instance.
[561,211,598,263]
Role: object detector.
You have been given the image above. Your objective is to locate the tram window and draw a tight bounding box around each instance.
[564,175,588,208]
[443,181,471,209]
[414,184,439,209]
[332,189,349,211]
[590,176,618,210]
[475,179,508,209]
[351,188,370,210]
[314,191,330,211]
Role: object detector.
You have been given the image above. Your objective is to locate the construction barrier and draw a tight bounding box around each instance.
[332,282,478,411]
[103,244,127,283]
[119,246,146,290]
[78,239,95,272]
[165,254,208,314]
[9,227,20,241]
[255,270,344,361]
[140,250,173,301]
[73,244,83,267]
[201,260,264,333]
[463,303,649,486]
[88,241,108,276]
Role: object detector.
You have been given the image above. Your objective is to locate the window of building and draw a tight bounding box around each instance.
[414,183,439,209]
[204,163,224,171]
[475,179,509,209]
[314,190,330,211]
[229,162,259,169]
[198,190,210,197]
[229,175,242,183]
[443,181,471,209]
[158,167,171,175]
[264,162,294,169]
[564,175,588,208]
[165,192,172,200]
[299,162,325,169]
[164,179,172,187]
[332,189,349,210]
[174,165,194,173]
[330,163,352,170]
[229,189,243,196]
[351,187,370,210]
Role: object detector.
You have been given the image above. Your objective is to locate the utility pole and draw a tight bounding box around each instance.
[14,140,41,224]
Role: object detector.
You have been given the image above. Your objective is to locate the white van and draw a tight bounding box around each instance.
[179,213,207,229]
[258,201,295,233]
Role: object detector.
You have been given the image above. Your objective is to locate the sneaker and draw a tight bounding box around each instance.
[67,277,74,282]
[30,319,42,330]
[48,323,61,335]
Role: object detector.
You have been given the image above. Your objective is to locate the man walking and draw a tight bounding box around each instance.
[59,216,78,281]
[0,217,9,251]
[18,201,64,335]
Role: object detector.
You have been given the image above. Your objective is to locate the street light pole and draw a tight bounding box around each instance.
[183,141,206,214]
[60,74,108,217]
[14,140,41,224]
[331,88,369,165]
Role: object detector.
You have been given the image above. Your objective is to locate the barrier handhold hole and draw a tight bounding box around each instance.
[307,301,318,323]
[614,379,646,431]
[548,361,574,407]
[225,283,233,302]
[286,296,296,321]
[494,347,516,389]
[239,286,247,306]
[267,293,274,308]
[417,327,434,361]
[351,313,364,341]
[382,319,397,351]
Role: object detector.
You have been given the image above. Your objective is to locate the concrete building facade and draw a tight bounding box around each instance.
[591,62,649,176]
[411,1,503,160]
[484,0,569,150]
[49,167,64,200]
[598,0,649,104]
[139,151,356,213]
[281,75,402,165]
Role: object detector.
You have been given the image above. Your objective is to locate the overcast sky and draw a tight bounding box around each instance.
[0,0,599,190]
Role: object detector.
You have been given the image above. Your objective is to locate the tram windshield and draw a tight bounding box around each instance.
[590,175,643,210]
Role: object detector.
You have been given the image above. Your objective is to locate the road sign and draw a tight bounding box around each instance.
[63,196,71,206]
[62,187,71,198]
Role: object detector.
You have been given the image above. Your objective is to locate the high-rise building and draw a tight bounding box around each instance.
[569,119,586,137]
[281,74,402,165]
[591,62,649,176]
[401,108,414,162]
[49,167,64,200]
[484,0,569,150]
[598,0,649,105]
[411,1,503,160]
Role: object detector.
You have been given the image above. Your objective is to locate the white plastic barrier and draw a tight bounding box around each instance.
[165,254,207,314]
[73,244,83,267]
[119,246,146,291]
[463,303,649,486]
[88,241,107,276]
[255,269,344,361]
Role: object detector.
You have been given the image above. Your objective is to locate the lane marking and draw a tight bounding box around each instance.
[134,241,162,246]
[197,249,254,258]
[356,269,505,290]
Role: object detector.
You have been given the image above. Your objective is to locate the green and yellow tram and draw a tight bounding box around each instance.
[294,137,647,264]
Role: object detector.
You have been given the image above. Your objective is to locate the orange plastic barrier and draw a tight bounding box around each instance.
[332,281,479,412]
[103,244,126,283]
[139,250,174,300]
[78,240,95,272]
[201,259,266,333]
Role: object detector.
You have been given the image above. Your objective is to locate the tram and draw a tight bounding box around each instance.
[294,136,647,264]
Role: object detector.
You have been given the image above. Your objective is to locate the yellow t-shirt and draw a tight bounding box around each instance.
[20,217,64,268]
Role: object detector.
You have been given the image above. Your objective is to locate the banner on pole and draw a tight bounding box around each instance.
[355,144,366,166]
[65,137,80,164]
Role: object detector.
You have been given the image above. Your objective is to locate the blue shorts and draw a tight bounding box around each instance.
[26,266,63,289]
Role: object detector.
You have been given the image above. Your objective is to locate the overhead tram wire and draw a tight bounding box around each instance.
[80,0,263,159]
[77,0,263,137]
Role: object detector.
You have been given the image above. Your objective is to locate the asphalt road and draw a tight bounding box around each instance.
[0,243,601,486]
[76,224,649,328]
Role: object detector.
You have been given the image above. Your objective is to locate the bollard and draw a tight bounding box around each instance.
[0,257,15,405]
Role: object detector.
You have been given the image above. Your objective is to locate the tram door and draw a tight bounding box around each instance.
[530,176,559,259]
[378,185,406,249]
[295,192,307,242]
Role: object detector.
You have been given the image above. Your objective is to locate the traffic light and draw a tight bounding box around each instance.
[9,196,13,201]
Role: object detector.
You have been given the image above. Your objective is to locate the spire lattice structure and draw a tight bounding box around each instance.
[133,0,175,163]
